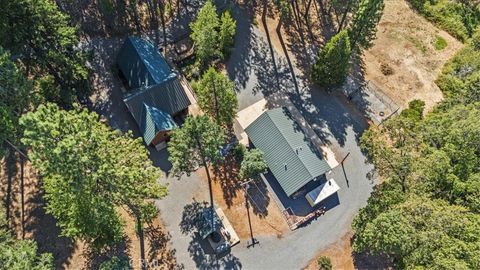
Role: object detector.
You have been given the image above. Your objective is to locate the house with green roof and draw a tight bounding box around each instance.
[244,108,331,198]
[117,37,192,147]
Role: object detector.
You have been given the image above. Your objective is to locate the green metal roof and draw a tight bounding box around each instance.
[245,108,331,197]
[117,36,176,89]
[123,79,190,145]
[140,104,177,145]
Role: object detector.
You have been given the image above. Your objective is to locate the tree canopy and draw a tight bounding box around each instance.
[219,11,237,58]
[354,41,480,268]
[311,30,351,87]
[349,0,385,50]
[168,115,225,177]
[195,67,238,127]
[190,1,236,66]
[0,47,31,146]
[0,205,53,270]
[20,103,167,248]
[239,148,268,180]
[190,1,220,66]
[168,115,225,228]
[0,0,90,105]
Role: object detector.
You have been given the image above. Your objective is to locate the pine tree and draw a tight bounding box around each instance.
[311,30,351,87]
[20,103,167,248]
[219,10,237,58]
[195,67,238,127]
[348,0,385,50]
[168,115,225,228]
[190,1,220,67]
[0,0,90,105]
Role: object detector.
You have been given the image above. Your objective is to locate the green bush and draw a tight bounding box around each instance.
[233,143,246,163]
[408,0,480,42]
[471,27,480,50]
[436,45,480,103]
[400,99,425,121]
[317,256,332,270]
[433,36,447,50]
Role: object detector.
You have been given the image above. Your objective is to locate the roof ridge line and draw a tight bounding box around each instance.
[266,108,314,179]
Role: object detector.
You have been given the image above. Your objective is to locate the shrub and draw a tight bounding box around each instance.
[471,27,480,50]
[433,36,447,50]
[400,99,425,121]
[317,256,332,270]
[408,0,479,42]
[233,143,246,163]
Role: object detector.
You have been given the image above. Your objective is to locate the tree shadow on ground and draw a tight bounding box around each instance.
[245,177,270,217]
[82,238,131,269]
[179,200,242,270]
[145,221,185,269]
[213,154,242,208]
[352,250,394,269]
[26,183,76,269]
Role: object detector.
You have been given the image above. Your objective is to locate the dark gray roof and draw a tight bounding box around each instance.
[245,108,331,197]
[117,36,176,89]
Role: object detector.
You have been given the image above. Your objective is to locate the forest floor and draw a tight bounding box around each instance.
[0,152,179,270]
[196,158,290,241]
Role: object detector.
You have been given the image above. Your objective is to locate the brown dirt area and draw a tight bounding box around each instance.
[303,231,393,270]
[362,0,463,111]
[303,232,356,270]
[0,152,178,270]
[196,160,289,240]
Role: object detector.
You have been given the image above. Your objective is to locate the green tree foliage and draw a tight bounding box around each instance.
[195,68,238,127]
[354,42,480,268]
[316,256,332,270]
[436,45,480,104]
[190,1,236,66]
[408,0,480,42]
[190,1,220,66]
[99,256,132,270]
[0,47,31,153]
[399,99,425,122]
[168,115,225,227]
[349,0,385,50]
[0,0,90,105]
[311,30,351,87]
[0,205,53,270]
[168,115,225,177]
[472,27,480,50]
[354,196,480,269]
[219,11,237,58]
[239,148,268,180]
[20,104,166,248]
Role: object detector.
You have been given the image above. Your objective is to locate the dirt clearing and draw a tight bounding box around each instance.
[363,0,463,111]
[196,165,289,240]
